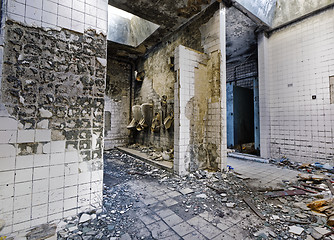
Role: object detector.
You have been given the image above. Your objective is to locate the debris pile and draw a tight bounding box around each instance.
[128,143,174,161]
[54,149,334,239]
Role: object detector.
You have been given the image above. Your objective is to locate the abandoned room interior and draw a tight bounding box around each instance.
[0,0,334,239]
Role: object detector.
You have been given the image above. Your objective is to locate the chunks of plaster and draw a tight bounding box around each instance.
[79,214,91,223]
[96,57,107,67]
[37,119,49,129]
[39,108,53,118]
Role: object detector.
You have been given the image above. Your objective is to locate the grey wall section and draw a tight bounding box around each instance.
[104,59,132,149]
[235,0,334,28]
[234,0,277,26]
[272,0,334,28]
[225,7,257,62]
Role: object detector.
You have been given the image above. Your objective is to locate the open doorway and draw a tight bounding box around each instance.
[225,7,260,156]
[226,57,259,155]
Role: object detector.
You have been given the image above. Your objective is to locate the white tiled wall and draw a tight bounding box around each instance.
[6,0,108,34]
[259,8,334,163]
[0,0,107,235]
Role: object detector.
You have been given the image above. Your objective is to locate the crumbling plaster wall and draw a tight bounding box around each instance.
[259,8,334,164]
[0,0,107,235]
[133,5,220,151]
[105,59,132,149]
[174,8,225,175]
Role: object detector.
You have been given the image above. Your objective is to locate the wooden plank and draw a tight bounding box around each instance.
[301,183,326,191]
[207,184,225,194]
[292,185,317,194]
[326,180,334,195]
[285,220,310,225]
[264,189,306,197]
[243,198,266,220]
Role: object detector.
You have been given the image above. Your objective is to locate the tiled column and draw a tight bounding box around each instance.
[219,3,227,171]
[174,46,193,176]
[257,33,271,159]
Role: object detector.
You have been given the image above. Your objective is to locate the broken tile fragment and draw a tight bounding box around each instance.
[289,226,304,235]
[179,188,194,195]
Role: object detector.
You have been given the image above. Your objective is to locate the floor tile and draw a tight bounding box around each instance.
[163,214,183,227]
[172,222,195,237]
[183,231,207,240]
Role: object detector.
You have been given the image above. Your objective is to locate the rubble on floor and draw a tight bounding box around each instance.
[53,149,334,239]
[127,143,174,162]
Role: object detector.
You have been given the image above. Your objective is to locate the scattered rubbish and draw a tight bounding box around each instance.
[227,165,234,171]
[298,174,327,182]
[47,149,334,239]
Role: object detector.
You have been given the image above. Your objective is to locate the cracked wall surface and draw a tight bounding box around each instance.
[173,7,225,175]
[0,0,107,235]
